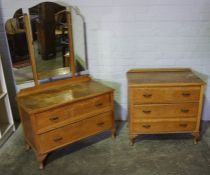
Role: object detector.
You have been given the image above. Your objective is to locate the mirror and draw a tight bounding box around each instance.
[5,9,33,84]
[28,2,71,81]
[71,7,88,76]
[5,2,89,86]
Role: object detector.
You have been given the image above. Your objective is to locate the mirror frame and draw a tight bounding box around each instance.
[23,8,76,85]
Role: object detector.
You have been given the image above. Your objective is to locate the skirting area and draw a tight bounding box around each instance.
[0,122,210,175]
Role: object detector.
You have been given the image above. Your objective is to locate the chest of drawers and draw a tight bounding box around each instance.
[17,76,116,169]
[127,68,205,145]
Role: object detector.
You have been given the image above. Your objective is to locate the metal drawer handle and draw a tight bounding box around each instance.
[143,94,152,98]
[142,124,151,129]
[95,102,103,107]
[181,109,189,113]
[53,137,63,142]
[182,92,191,97]
[97,122,105,126]
[179,124,188,128]
[142,110,151,114]
[49,116,59,121]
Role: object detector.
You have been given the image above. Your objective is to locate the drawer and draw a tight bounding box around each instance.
[35,105,70,132]
[35,94,111,133]
[38,111,113,153]
[133,102,199,120]
[72,94,111,117]
[132,86,200,104]
[132,121,196,133]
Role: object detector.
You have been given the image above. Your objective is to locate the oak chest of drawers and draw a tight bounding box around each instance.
[17,76,116,169]
[127,68,205,145]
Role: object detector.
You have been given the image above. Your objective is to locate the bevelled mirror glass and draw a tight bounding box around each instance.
[71,7,88,76]
[5,2,89,86]
[5,9,33,84]
[28,2,71,81]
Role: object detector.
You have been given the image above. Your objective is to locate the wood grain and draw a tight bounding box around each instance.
[127,68,205,145]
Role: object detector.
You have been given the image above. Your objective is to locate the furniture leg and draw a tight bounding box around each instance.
[192,132,200,144]
[112,128,117,139]
[129,134,137,146]
[25,142,31,150]
[36,153,47,170]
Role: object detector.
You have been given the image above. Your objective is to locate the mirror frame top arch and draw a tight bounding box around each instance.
[5,1,89,87]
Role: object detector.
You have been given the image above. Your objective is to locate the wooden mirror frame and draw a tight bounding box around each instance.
[23,10,76,86]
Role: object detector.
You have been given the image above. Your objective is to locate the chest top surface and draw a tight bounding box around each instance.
[17,79,113,113]
[127,68,205,86]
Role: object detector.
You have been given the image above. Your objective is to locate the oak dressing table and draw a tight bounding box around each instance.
[14,2,116,169]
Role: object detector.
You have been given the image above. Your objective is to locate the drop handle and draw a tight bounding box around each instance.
[180,109,189,113]
[142,124,151,129]
[95,102,103,107]
[142,110,151,114]
[143,94,152,98]
[97,122,105,127]
[179,124,188,128]
[182,92,191,97]
[49,116,59,121]
[53,137,63,142]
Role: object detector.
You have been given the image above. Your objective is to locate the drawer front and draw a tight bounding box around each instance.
[35,94,111,132]
[132,121,196,133]
[38,111,113,153]
[72,94,111,117]
[35,106,70,132]
[133,103,199,120]
[132,86,200,104]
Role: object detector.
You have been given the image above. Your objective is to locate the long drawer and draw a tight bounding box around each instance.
[35,94,111,133]
[132,86,200,104]
[132,121,196,133]
[133,102,199,119]
[38,111,113,153]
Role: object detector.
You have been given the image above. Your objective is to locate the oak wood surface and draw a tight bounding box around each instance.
[127,68,205,145]
[132,121,196,133]
[18,80,113,114]
[127,68,205,86]
[17,77,115,169]
[132,86,201,104]
[133,102,199,119]
[38,111,113,153]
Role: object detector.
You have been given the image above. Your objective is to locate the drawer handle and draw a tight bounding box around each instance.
[53,137,63,142]
[182,92,191,97]
[142,110,151,114]
[181,109,189,113]
[97,122,105,126]
[143,94,152,98]
[95,102,103,107]
[179,124,188,128]
[142,124,151,129]
[49,116,59,121]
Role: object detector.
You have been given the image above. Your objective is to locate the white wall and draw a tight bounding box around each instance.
[1,0,210,120]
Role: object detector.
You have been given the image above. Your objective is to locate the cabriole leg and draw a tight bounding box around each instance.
[192,132,200,144]
[36,153,47,170]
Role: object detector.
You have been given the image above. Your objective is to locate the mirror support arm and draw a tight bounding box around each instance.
[67,12,76,78]
[23,14,39,85]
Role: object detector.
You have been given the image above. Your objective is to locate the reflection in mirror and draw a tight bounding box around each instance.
[5,9,33,84]
[29,2,71,80]
[71,7,88,76]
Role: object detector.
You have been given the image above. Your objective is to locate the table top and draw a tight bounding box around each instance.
[127,68,205,86]
[17,80,113,114]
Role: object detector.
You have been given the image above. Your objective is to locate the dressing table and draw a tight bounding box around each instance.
[14,2,116,169]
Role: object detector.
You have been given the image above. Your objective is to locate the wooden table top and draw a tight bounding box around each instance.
[17,80,113,114]
[127,68,205,86]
